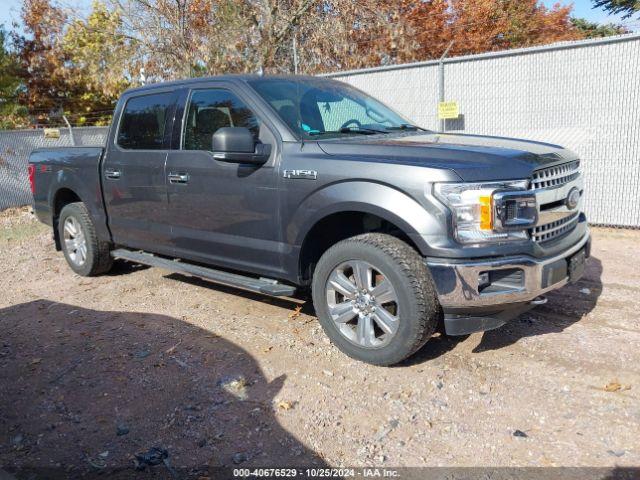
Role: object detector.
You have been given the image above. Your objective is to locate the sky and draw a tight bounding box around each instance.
[0,0,636,35]
[0,0,94,32]
[543,0,632,24]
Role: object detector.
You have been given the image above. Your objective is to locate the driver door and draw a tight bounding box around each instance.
[165,84,283,278]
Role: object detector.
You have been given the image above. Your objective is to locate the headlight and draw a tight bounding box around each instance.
[434,180,535,245]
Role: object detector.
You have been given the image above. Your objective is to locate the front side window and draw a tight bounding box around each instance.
[117,92,172,150]
[248,78,411,139]
[316,96,375,132]
[183,89,260,151]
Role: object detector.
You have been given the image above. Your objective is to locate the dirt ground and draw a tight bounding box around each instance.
[1,207,639,476]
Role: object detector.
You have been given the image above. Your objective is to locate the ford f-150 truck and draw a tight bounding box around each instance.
[29,75,590,365]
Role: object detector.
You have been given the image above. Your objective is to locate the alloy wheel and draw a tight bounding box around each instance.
[63,216,87,266]
[325,260,400,348]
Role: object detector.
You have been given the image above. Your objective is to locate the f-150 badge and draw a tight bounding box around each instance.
[283,169,317,180]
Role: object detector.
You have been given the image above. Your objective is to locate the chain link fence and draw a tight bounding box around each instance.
[327,33,640,228]
[0,127,109,210]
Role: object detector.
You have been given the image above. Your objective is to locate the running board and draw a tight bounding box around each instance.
[110,249,296,297]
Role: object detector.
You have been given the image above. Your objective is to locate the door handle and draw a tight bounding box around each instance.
[104,169,121,179]
[168,172,190,184]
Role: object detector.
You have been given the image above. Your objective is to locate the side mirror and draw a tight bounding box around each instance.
[212,127,271,165]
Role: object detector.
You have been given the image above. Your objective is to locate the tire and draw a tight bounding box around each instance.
[58,202,113,276]
[311,233,441,366]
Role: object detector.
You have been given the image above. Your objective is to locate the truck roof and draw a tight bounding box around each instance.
[121,74,337,95]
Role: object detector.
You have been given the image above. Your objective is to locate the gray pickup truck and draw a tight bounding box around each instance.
[29,75,590,365]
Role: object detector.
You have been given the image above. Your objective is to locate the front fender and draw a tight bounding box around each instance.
[288,180,443,256]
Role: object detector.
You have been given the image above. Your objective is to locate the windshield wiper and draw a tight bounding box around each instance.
[308,126,389,136]
[385,123,427,131]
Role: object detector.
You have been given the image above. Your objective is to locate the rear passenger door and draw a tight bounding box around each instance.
[165,84,283,278]
[102,90,175,254]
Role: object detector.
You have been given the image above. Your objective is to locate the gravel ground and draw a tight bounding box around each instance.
[0,207,639,476]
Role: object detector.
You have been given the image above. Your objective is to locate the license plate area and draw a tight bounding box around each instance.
[568,248,586,283]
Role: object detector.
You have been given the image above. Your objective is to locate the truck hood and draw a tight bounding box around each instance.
[317,132,579,182]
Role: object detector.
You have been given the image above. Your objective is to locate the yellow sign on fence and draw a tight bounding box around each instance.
[438,101,459,120]
[43,128,61,139]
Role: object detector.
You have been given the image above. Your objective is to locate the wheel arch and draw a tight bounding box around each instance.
[47,165,111,249]
[51,187,84,250]
[289,182,437,284]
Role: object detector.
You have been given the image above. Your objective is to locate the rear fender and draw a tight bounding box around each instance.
[31,147,111,244]
[50,171,110,241]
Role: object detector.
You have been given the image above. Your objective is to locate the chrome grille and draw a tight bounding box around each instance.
[531,211,580,243]
[531,160,581,190]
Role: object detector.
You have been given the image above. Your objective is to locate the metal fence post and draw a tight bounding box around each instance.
[293,33,299,75]
[62,115,76,146]
[438,41,454,132]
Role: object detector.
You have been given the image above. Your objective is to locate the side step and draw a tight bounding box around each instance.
[110,249,296,297]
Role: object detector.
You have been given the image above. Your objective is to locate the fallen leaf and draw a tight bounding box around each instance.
[30,358,42,365]
[263,346,273,353]
[277,400,295,410]
[603,381,631,392]
[289,306,302,319]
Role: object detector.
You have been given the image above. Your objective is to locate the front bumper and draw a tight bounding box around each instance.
[426,231,591,335]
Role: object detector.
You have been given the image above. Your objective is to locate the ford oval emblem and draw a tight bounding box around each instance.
[566,187,580,210]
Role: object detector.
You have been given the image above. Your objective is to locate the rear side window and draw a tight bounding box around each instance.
[183,89,260,151]
[117,92,173,150]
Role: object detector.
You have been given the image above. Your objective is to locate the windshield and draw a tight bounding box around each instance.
[247,77,416,139]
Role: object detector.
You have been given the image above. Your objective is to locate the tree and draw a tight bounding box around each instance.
[12,0,72,122]
[11,0,133,125]
[0,25,27,129]
[290,0,408,72]
[62,1,133,124]
[448,0,582,55]
[571,17,630,38]
[109,0,213,79]
[112,0,321,78]
[593,0,640,19]
[356,0,451,66]
[302,0,584,73]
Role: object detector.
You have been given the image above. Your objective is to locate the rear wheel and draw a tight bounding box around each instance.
[58,202,112,276]
[312,233,441,365]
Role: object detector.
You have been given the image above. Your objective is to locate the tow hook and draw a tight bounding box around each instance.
[530,296,548,306]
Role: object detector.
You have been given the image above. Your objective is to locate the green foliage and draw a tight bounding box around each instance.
[12,0,134,126]
[12,0,73,123]
[0,26,28,129]
[571,17,630,38]
[62,1,133,124]
[593,0,640,19]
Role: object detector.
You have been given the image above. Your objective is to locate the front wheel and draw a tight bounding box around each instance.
[311,233,441,366]
[58,202,113,276]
